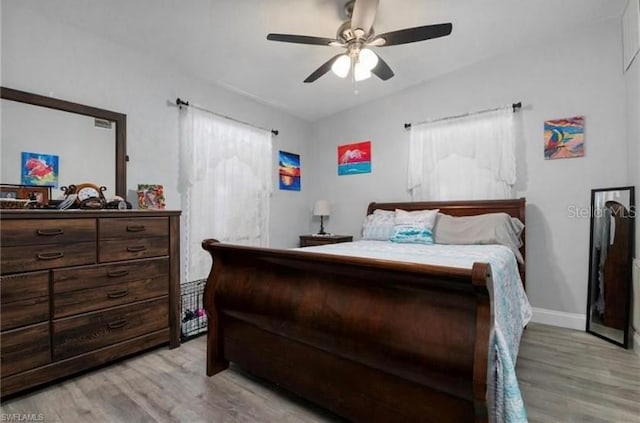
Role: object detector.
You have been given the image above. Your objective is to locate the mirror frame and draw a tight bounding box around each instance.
[585,185,635,348]
[1,86,127,198]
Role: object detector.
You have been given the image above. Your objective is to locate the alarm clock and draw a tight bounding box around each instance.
[60,183,107,209]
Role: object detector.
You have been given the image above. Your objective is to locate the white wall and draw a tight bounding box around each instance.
[1,2,312,249]
[309,19,628,319]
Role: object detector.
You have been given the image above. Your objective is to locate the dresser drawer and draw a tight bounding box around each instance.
[99,217,168,240]
[53,259,169,318]
[1,242,96,274]
[1,323,51,377]
[53,297,168,360]
[99,237,168,262]
[1,271,49,331]
[1,219,95,247]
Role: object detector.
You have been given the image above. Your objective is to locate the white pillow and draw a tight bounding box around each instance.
[362,209,395,240]
[390,209,439,244]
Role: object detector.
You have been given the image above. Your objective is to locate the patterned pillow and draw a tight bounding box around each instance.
[362,209,395,240]
[390,209,439,244]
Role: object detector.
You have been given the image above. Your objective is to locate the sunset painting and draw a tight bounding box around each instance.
[279,151,301,191]
[544,116,585,160]
[338,141,371,175]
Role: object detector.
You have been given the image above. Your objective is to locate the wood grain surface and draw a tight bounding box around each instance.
[2,324,638,422]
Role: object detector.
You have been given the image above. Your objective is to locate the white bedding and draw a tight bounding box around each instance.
[299,240,532,423]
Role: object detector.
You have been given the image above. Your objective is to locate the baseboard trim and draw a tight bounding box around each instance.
[530,307,585,331]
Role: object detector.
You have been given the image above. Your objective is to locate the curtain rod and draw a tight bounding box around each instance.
[403,102,522,130]
[176,98,279,136]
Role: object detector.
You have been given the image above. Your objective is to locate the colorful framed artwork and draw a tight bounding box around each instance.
[544,116,585,160]
[21,152,59,187]
[278,151,301,191]
[338,140,371,175]
[137,184,166,209]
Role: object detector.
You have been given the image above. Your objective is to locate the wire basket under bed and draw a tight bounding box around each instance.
[180,279,208,341]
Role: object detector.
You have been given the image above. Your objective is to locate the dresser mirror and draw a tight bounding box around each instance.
[0,87,127,199]
[586,186,635,348]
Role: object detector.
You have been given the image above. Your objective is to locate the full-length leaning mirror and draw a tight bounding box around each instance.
[586,186,635,348]
[0,87,127,199]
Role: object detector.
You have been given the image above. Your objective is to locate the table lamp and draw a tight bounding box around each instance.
[313,200,331,235]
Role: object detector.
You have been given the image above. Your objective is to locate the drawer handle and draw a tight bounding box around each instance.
[126,225,146,232]
[107,319,128,329]
[37,252,64,260]
[37,228,64,236]
[126,246,146,252]
[107,289,129,299]
[107,270,129,278]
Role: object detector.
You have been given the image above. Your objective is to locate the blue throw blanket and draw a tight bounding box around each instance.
[300,241,532,422]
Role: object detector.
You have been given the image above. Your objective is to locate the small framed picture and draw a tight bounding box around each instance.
[0,184,51,204]
[137,184,166,210]
[0,185,20,199]
[23,186,51,204]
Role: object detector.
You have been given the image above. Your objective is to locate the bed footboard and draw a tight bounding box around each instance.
[202,240,492,423]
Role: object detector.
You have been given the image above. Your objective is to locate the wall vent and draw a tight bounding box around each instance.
[623,0,640,72]
[94,118,112,129]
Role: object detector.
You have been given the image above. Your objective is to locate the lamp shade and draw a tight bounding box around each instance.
[359,48,378,70]
[354,61,372,81]
[331,54,351,78]
[313,200,331,216]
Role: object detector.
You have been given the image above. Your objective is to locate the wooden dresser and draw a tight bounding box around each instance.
[0,210,181,397]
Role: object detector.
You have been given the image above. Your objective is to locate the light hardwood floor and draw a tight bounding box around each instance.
[1,323,639,422]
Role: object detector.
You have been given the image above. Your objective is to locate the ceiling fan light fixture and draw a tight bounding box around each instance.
[359,48,378,70]
[331,54,351,78]
[354,61,372,81]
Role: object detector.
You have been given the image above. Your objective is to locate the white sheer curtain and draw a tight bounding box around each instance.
[408,108,516,201]
[179,106,272,282]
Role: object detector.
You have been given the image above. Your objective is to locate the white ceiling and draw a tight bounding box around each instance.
[16,0,627,121]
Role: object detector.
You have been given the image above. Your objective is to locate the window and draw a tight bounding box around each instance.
[408,108,516,201]
[179,107,272,282]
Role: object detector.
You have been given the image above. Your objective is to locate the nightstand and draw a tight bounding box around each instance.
[299,234,353,247]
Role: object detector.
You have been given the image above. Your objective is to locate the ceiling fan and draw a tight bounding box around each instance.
[266,0,452,83]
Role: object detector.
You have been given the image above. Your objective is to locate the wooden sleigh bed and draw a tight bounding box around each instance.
[201,198,526,422]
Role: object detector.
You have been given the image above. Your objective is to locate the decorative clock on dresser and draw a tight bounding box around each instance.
[0,209,181,397]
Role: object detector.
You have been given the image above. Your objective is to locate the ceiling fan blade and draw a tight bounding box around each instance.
[351,0,379,38]
[267,33,339,46]
[373,23,453,46]
[304,54,344,83]
[371,54,394,80]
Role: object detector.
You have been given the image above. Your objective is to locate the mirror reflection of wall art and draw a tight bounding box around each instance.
[544,116,585,160]
[278,151,301,191]
[21,152,59,187]
[338,140,371,175]
[137,184,165,209]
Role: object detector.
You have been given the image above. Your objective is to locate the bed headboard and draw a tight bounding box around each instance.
[367,198,527,288]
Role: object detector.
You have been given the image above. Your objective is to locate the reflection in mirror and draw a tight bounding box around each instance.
[1,98,115,198]
[587,186,635,348]
[0,87,127,199]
